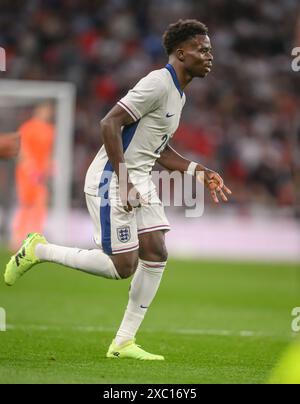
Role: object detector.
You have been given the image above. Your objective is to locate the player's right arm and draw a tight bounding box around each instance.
[100,105,140,211]
[0,132,20,159]
[102,72,165,210]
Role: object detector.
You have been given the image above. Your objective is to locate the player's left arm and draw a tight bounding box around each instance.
[157,143,232,203]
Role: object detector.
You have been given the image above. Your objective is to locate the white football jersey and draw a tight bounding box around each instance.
[84,64,186,197]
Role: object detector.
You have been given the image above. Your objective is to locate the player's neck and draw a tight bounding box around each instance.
[167,59,192,90]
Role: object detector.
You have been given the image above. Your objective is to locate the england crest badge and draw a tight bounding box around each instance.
[117,226,131,243]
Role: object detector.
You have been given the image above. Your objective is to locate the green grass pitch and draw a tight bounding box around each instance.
[0,249,299,384]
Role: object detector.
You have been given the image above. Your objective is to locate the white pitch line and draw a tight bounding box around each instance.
[6,324,296,339]
[174,328,297,339]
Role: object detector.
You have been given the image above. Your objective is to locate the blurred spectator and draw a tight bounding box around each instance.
[11,102,55,249]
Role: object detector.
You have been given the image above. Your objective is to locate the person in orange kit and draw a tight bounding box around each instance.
[11,102,55,249]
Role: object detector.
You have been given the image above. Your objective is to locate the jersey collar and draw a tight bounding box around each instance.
[165,63,183,98]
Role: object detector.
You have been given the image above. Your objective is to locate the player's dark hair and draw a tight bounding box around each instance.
[162,19,208,55]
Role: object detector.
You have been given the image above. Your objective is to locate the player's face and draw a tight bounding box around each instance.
[35,103,54,122]
[181,35,213,78]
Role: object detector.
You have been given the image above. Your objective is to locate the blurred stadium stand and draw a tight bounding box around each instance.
[0,0,299,260]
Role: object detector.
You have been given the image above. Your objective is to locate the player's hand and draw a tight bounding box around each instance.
[120,181,142,212]
[199,169,232,204]
[0,132,20,159]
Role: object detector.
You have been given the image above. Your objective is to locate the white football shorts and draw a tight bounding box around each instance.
[85,186,170,255]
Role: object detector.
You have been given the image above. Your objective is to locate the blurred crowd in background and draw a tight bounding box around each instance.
[1,0,300,217]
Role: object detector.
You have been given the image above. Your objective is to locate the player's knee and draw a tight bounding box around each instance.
[151,241,168,262]
[157,247,168,263]
[139,231,168,262]
[118,261,138,279]
[119,270,133,279]
[141,246,168,262]
[113,254,139,279]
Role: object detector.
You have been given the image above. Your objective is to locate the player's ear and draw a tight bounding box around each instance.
[176,48,184,62]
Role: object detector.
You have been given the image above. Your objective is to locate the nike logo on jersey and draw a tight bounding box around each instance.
[166,112,175,118]
[140,305,148,309]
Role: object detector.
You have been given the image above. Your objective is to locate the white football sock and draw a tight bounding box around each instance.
[115,259,166,346]
[35,243,120,279]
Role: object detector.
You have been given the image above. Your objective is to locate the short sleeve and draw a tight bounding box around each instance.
[117,72,166,121]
